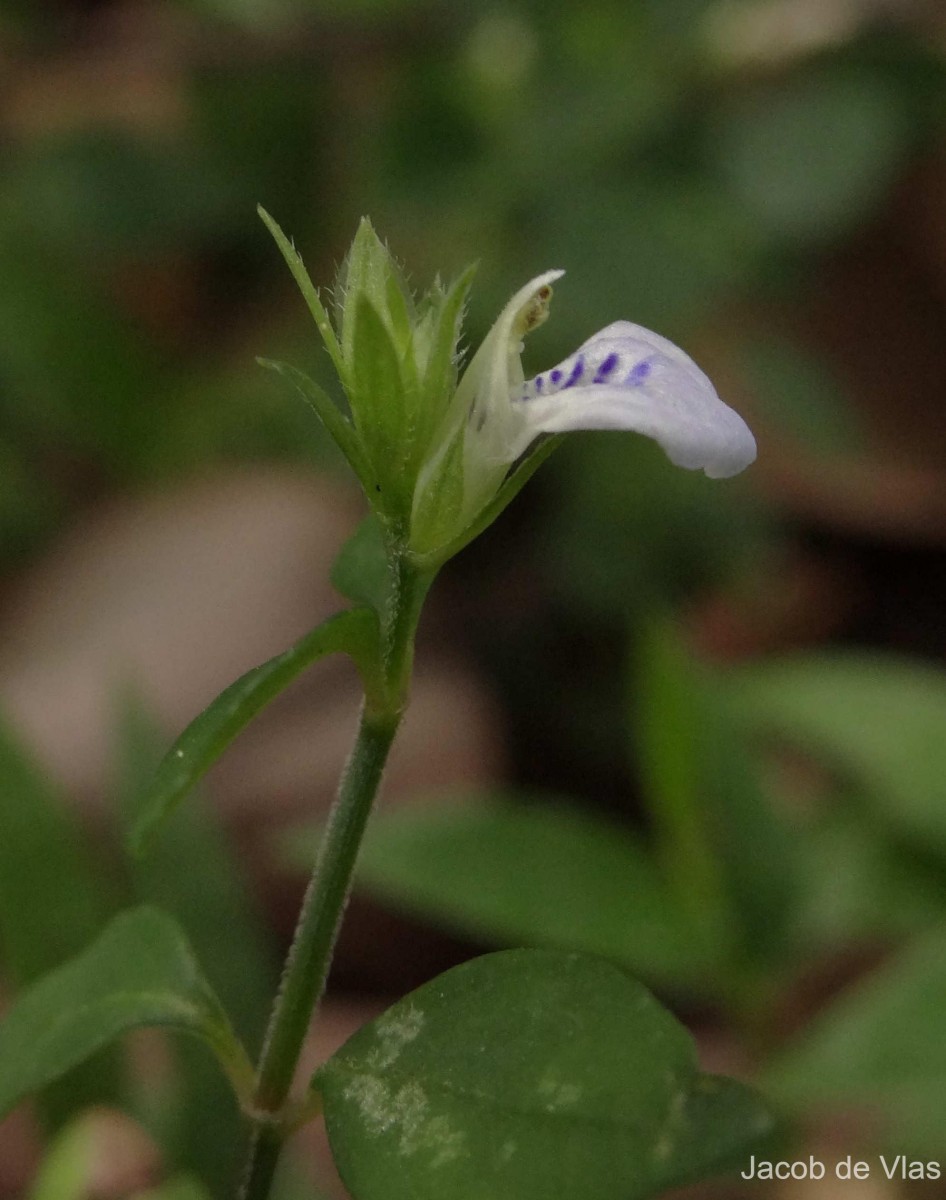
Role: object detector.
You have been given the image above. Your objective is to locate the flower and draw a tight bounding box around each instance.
[259,206,756,564]
[410,270,757,556]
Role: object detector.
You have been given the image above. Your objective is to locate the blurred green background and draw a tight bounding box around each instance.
[3,0,946,1196]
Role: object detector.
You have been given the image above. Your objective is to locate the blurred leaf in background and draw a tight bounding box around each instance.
[711,69,908,245]
[115,695,277,1193]
[0,716,123,1129]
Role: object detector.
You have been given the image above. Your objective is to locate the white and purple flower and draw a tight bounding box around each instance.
[412,270,756,550]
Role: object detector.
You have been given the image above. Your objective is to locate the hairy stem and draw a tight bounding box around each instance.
[238,554,430,1199]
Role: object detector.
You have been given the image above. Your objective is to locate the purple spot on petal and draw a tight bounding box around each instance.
[561,356,585,389]
[627,359,652,385]
[550,368,562,384]
[593,352,619,384]
[535,375,544,393]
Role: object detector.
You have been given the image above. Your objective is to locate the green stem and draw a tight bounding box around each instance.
[240,710,399,1197]
[238,553,430,1200]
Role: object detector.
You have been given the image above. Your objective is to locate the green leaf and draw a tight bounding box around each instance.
[0,906,254,1120]
[635,619,729,938]
[713,70,906,242]
[766,929,946,1157]
[729,653,946,860]
[131,607,380,853]
[0,714,122,1124]
[0,716,112,989]
[334,794,714,988]
[118,695,276,1049]
[793,807,946,950]
[115,696,276,1192]
[316,950,774,1200]
[635,619,799,969]
[331,514,390,615]
[257,206,344,377]
[257,358,374,494]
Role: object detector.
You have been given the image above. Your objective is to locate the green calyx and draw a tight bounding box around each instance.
[260,208,475,535]
[260,210,562,569]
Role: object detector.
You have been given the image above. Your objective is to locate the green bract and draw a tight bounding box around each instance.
[259,208,474,541]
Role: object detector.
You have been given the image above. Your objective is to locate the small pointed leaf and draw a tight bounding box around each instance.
[258,358,374,494]
[132,608,380,853]
[257,206,345,378]
[331,515,390,616]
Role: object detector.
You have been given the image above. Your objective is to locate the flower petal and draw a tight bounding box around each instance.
[456,269,565,456]
[513,321,756,479]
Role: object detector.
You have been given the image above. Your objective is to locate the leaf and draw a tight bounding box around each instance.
[117,695,276,1048]
[713,70,906,242]
[793,809,946,950]
[635,619,729,936]
[257,206,344,377]
[635,619,799,969]
[115,696,277,1192]
[0,906,254,1120]
[766,929,946,1157]
[316,950,774,1200]
[331,514,390,616]
[257,358,374,495]
[0,716,112,989]
[729,653,946,860]
[332,794,714,988]
[0,714,123,1124]
[131,607,379,853]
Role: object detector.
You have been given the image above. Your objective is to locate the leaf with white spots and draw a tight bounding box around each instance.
[315,949,773,1200]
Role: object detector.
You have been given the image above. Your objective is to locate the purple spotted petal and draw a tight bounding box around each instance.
[515,321,756,479]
